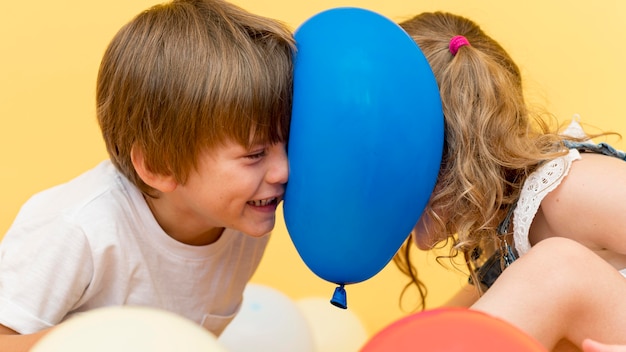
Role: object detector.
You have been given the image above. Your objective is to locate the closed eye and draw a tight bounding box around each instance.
[246,149,266,160]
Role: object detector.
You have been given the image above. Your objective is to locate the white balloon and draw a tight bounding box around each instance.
[296,297,369,352]
[30,306,227,352]
[219,283,315,352]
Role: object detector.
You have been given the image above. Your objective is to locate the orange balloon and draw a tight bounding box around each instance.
[360,308,547,352]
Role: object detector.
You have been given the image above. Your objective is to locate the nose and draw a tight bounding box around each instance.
[267,143,289,185]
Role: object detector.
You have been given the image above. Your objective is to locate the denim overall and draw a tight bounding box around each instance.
[562,140,626,161]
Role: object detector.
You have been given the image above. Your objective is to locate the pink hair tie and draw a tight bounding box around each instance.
[449,35,470,56]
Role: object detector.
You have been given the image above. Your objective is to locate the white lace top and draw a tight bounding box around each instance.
[513,149,581,256]
[512,138,626,276]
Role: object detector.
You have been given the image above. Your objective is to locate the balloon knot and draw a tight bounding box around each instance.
[330,284,347,309]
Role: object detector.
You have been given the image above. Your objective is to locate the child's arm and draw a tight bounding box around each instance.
[0,324,50,352]
[471,237,626,350]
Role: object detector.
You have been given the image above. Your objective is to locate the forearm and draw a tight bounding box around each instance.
[0,325,50,352]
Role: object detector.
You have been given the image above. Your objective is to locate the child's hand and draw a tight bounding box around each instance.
[583,339,626,352]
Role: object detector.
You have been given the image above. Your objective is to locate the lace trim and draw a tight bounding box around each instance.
[513,149,581,256]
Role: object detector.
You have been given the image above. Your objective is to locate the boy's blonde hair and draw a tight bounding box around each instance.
[97,0,295,195]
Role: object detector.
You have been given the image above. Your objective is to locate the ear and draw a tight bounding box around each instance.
[131,144,177,193]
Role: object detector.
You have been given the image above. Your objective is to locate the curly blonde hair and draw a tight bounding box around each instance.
[393,12,570,310]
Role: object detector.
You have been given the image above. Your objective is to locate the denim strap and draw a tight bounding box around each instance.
[563,140,626,161]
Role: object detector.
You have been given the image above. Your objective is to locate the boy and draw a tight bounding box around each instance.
[0,0,294,350]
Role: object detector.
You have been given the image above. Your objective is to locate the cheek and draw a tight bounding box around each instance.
[411,214,437,250]
[410,186,446,250]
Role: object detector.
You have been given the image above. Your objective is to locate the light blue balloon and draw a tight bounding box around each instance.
[284,8,443,291]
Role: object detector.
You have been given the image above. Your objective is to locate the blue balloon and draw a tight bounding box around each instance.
[284,8,443,297]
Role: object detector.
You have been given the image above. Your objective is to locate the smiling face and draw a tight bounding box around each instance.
[148,139,288,245]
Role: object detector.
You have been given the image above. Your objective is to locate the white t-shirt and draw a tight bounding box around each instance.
[0,160,269,335]
[513,149,626,277]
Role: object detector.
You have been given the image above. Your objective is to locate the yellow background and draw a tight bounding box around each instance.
[1,0,625,339]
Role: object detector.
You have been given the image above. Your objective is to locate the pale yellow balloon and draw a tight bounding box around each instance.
[219,284,315,352]
[296,297,369,352]
[30,306,228,352]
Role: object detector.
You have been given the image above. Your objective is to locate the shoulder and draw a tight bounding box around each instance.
[517,149,581,214]
[19,160,141,217]
[17,161,126,213]
[513,150,580,255]
[538,152,626,249]
[542,151,626,209]
[7,160,150,248]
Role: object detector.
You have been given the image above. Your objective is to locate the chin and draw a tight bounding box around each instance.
[243,220,275,237]
[244,230,271,238]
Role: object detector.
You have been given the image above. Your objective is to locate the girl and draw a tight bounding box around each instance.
[394,11,626,351]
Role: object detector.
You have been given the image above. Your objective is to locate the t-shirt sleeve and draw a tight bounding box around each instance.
[0,216,94,334]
